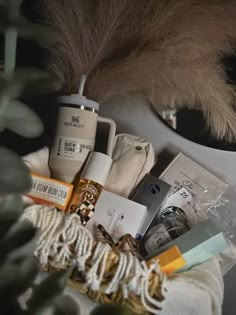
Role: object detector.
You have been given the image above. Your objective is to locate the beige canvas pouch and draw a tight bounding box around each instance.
[105,134,156,198]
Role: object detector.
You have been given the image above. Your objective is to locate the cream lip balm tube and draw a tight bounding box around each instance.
[49,75,116,183]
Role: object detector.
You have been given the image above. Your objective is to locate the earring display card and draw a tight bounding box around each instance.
[132,175,171,240]
[86,190,147,241]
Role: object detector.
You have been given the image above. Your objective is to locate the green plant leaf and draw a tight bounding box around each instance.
[0,147,32,194]
[90,305,132,315]
[0,256,38,299]
[1,299,24,315]
[0,99,44,138]
[18,21,56,47]
[8,0,23,22]
[0,79,22,99]
[0,69,62,100]
[4,26,17,79]
[0,194,23,213]
[0,211,19,238]
[27,270,71,312]
[4,220,37,250]
[0,0,23,29]
[0,11,55,48]
[19,69,62,96]
[0,6,8,31]
[0,220,37,263]
[0,200,23,238]
[35,306,55,315]
[53,295,80,315]
[7,225,38,263]
[0,195,23,244]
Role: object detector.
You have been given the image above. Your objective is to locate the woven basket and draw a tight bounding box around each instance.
[22,205,168,315]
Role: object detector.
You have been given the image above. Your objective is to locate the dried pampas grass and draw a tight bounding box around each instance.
[44,0,236,141]
[44,0,133,93]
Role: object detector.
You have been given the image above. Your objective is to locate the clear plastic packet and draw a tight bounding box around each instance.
[159,153,229,214]
[204,187,236,275]
[207,187,236,245]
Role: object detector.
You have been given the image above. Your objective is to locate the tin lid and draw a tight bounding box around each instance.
[81,152,113,186]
